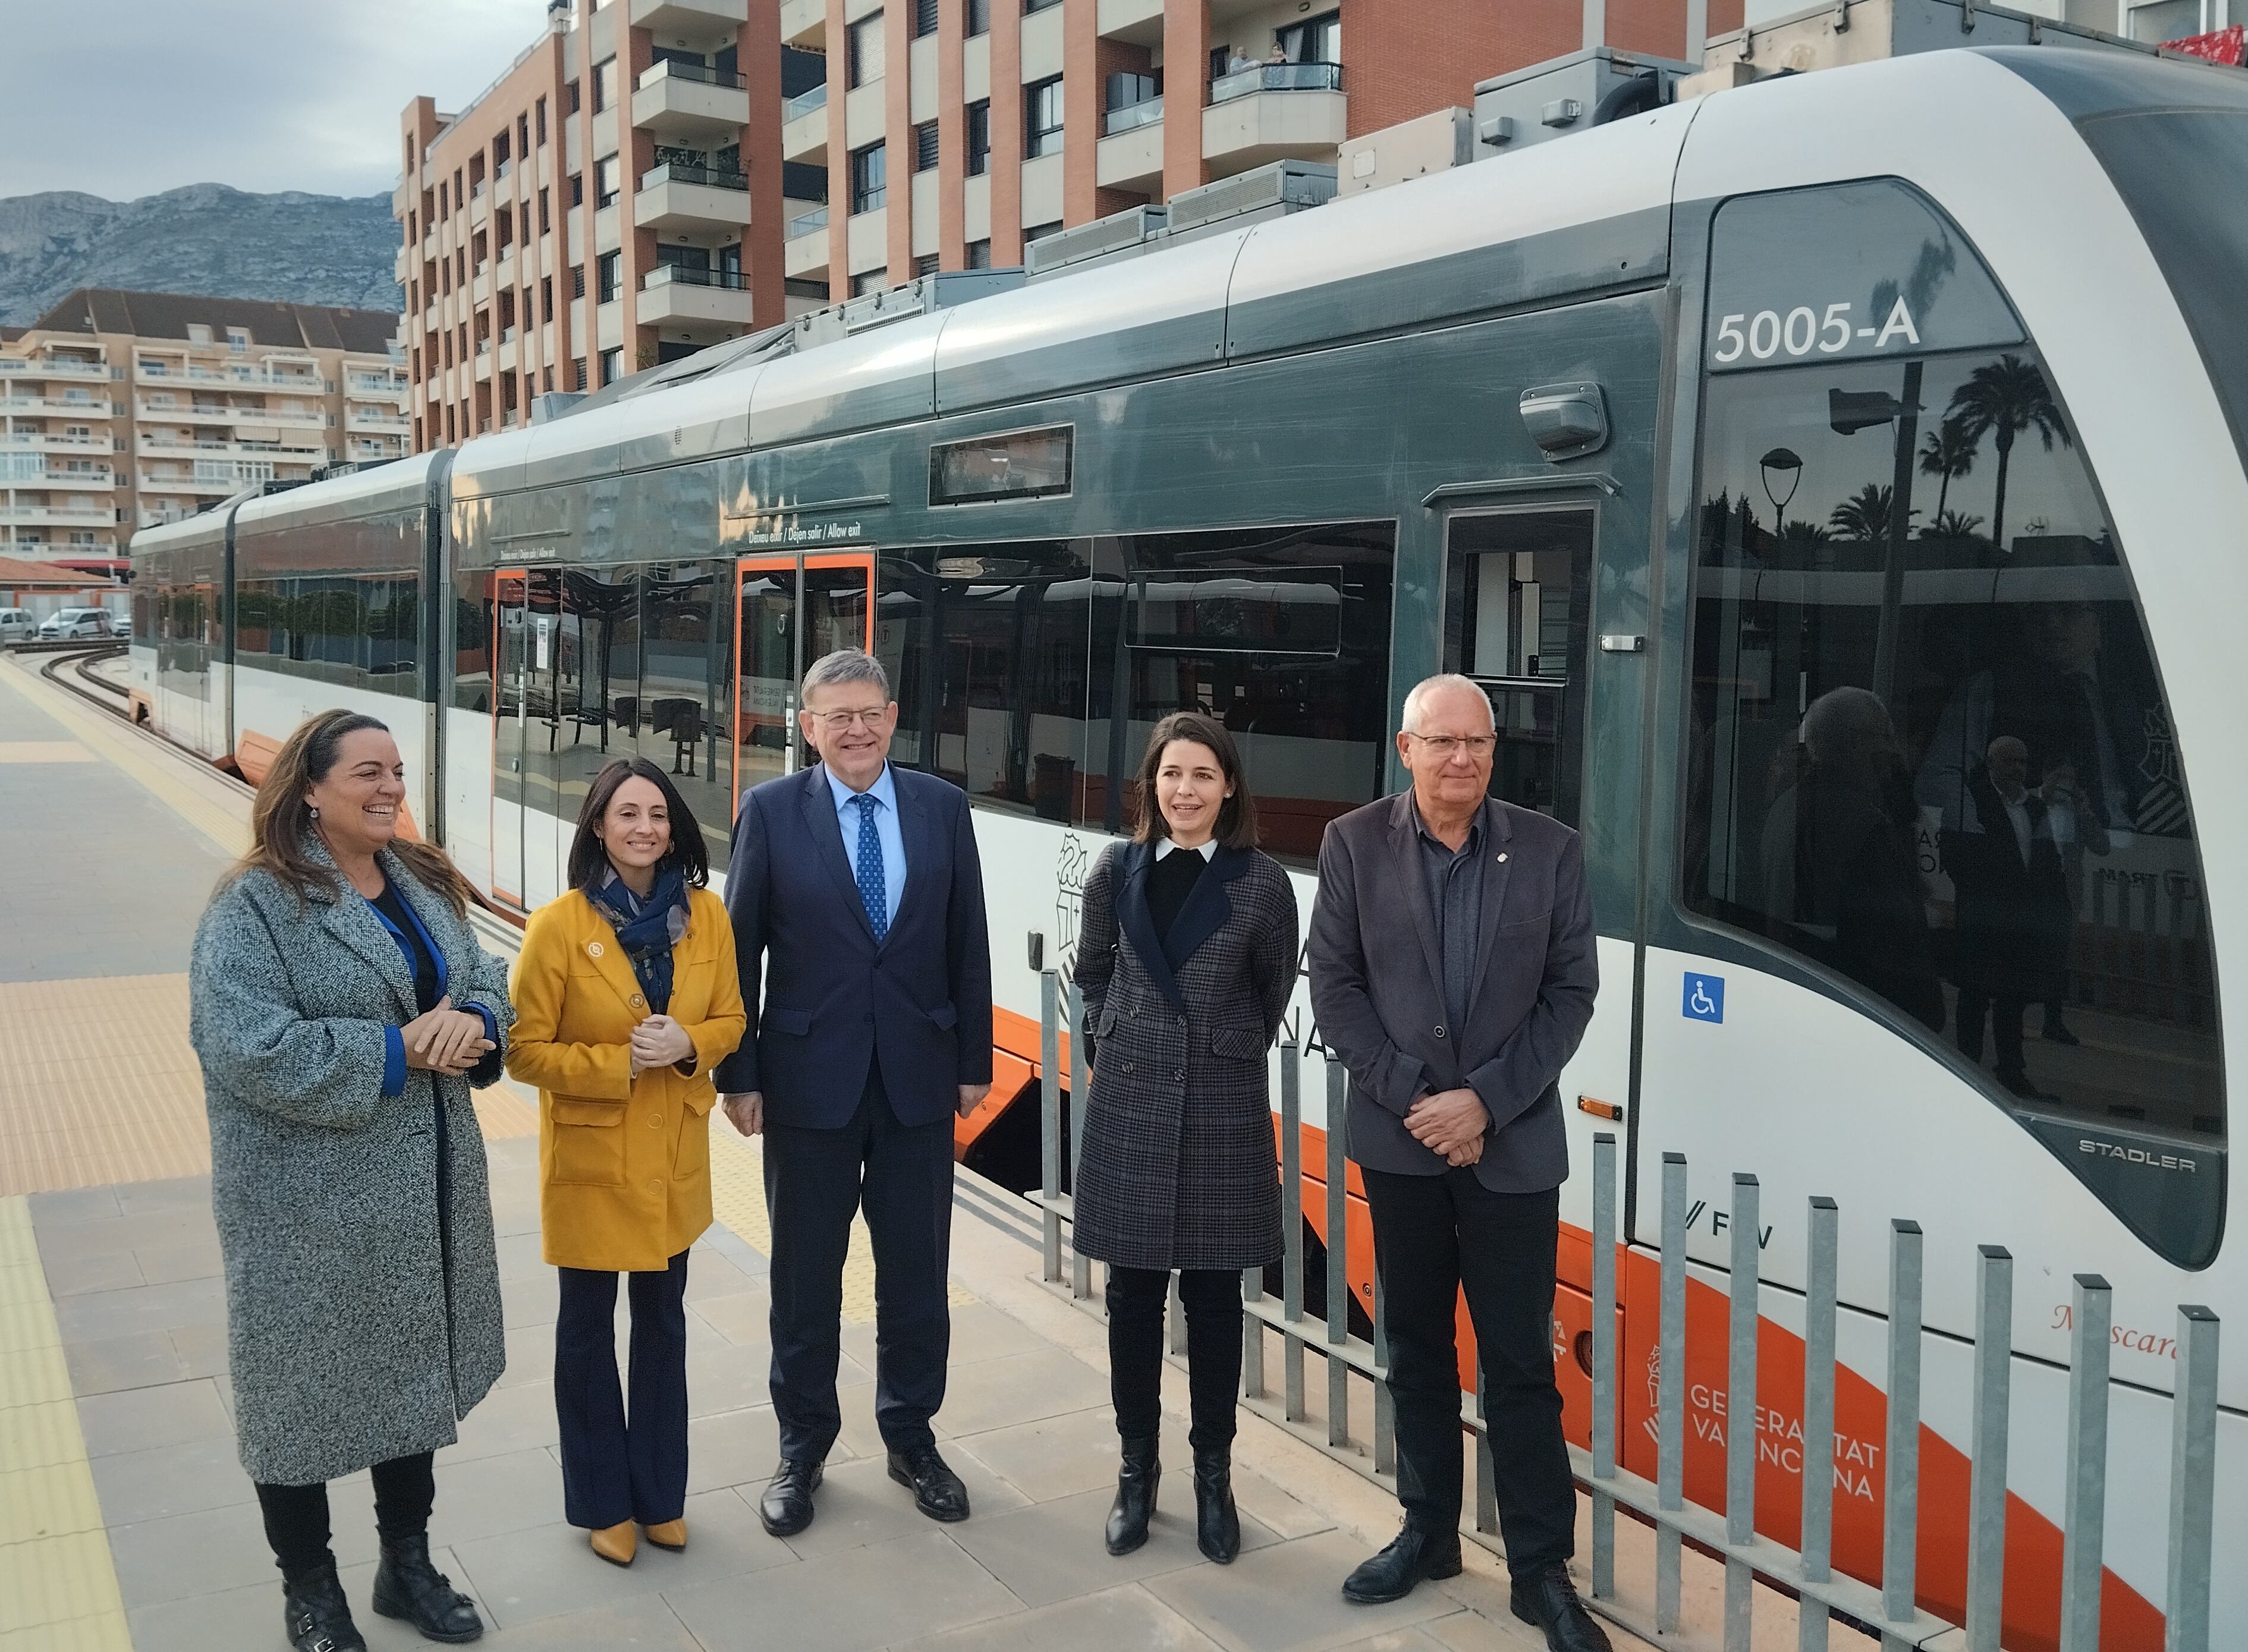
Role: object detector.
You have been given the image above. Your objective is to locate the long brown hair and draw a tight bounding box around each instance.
[1130,710,1258,851]
[228,709,476,915]
[567,757,710,890]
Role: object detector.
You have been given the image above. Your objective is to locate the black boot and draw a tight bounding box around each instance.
[1192,1446,1240,1565]
[370,1533,485,1643]
[282,1559,367,1652]
[1104,1434,1159,1556]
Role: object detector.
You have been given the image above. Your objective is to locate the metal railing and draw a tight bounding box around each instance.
[641,57,747,91]
[1209,62,1345,104]
[1029,978,2224,1651]
[644,263,749,290]
[783,82,829,121]
[788,205,830,238]
[640,161,750,193]
[1103,96,1164,136]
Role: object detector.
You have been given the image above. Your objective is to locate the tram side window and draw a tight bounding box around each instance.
[237,574,419,693]
[1681,348,2221,1151]
[1085,521,1395,867]
[639,562,732,861]
[882,541,1092,820]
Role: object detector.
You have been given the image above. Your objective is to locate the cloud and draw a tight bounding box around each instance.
[0,0,548,202]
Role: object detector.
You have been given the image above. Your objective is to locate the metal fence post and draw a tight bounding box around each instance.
[1372,1263,1395,1477]
[1725,1173,1759,1652]
[1657,1151,1687,1635]
[1474,1360,1497,1534]
[1242,1262,1266,1401]
[1068,978,1091,1301]
[2165,1305,2219,1652]
[2059,1274,2112,1652]
[1966,1245,2013,1652]
[1169,1271,1187,1357]
[1325,1059,1350,1449]
[1039,969,1061,1284]
[1799,1197,1838,1652]
[1881,1220,1923,1652]
[1281,1044,1304,1423]
[1589,1133,1618,1603]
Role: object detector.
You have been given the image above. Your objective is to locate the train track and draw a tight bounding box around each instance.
[36,643,133,715]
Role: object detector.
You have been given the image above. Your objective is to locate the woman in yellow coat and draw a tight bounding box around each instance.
[507,757,745,1568]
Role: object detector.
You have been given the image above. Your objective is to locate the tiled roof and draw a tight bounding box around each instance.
[0,553,108,586]
[30,289,397,354]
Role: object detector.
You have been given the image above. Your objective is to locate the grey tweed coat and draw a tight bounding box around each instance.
[1071,841,1299,1272]
[188,841,515,1486]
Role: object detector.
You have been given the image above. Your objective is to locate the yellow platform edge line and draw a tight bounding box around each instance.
[0,1197,130,1649]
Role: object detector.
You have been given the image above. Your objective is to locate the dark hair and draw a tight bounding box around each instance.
[567,757,710,890]
[229,709,476,915]
[1130,711,1258,851]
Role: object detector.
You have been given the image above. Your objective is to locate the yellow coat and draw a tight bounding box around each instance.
[507,886,746,1273]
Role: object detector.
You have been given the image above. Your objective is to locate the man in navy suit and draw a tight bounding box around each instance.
[717,648,993,1538]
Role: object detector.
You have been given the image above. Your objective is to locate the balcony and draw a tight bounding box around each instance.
[636,162,752,231]
[347,373,405,398]
[0,504,117,528]
[633,58,751,143]
[347,408,412,433]
[0,355,109,381]
[1096,0,1164,43]
[631,0,743,29]
[781,83,829,162]
[1203,63,1347,171]
[2,395,114,418]
[779,0,823,47]
[136,435,322,462]
[640,263,756,328]
[785,206,831,280]
[1098,96,1164,191]
[27,467,115,490]
[1,432,113,454]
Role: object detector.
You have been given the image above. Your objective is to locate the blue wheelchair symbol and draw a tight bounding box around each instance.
[1682,972,1725,1024]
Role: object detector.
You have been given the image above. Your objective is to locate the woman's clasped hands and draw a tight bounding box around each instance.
[402,995,495,1074]
[629,1013,696,1077]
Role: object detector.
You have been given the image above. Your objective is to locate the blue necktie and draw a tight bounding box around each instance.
[851,792,888,942]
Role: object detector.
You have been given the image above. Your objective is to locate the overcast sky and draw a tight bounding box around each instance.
[1,1,553,203]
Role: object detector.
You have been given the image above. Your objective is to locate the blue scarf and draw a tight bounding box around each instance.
[586,864,690,1014]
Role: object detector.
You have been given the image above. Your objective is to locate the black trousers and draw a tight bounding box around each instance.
[763,1069,954,1461]
[1956,987,2029,1078]
[554,1248,690,1530]
[1106,1266,1241,1456]
[255,1452,435,1586]
[1362,1167,1575,1581]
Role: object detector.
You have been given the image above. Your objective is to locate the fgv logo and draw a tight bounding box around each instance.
[1682,971,1725,1024]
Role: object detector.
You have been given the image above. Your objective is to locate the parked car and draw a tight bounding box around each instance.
[0,608,39,645]
[38,607,115,640]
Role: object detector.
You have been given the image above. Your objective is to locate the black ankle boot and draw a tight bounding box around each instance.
[1105,1435,1160,1556]
[370,1533,484,1643]
[282,1559,367,1652]
[1192,1446,1240,1564]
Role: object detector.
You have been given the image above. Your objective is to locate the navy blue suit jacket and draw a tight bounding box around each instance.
[714,763,994,1129]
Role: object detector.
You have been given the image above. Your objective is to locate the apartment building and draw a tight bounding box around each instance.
[398,0,1716,452]
[0,291,408,564]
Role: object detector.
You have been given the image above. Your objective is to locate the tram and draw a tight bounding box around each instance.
[133,45,2246,1648]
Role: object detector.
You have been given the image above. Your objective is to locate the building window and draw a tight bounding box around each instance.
[571,265,586,298]
[517,113,530,156]
[599,347,622,386]
[1026,77,1064,158]
[540,275,554,321]
[593,56,617,113]
[536,96,548,144]
[1023,0,1062,10]
[966,0,989,34]
[567,80,581,115]
[1275,10,1341,63]
[595,156,621,209]
[914,253,939,276]
[964,238,991,269]
[914,0,939,34]
[851,141,888,213]
[572,357,587,390]
[596,251,621,303]
[848,12,885,87]
[537,188,550,234]
[914,121,940,172]
[187,323,212,344]
[1024,219,1063,244]
[966,100,991,175]
[569,173,584,207]
[851,272,885,297]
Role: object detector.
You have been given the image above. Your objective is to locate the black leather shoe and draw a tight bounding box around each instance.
[1105,1434,1159,1556]
[1510,1564,1614,1652]
[888,1445,971,1522]
[1191,1447,1239,1565]
[370,1533,483,1643]
[282,1559,368,1652]
[1341,1524,1463,1604]
[758,1458,823,1537]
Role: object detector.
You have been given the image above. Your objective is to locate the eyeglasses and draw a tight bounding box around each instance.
[1406,733,1496,759]
[808,706,889,731]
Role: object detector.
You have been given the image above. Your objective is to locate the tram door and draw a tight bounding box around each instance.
[734,553,875,807]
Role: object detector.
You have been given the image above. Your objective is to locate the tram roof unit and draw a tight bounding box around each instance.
[229,448,447,537]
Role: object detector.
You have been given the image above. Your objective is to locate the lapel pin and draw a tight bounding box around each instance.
[588,941,605,958]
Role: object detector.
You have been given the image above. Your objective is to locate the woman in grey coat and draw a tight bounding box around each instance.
[190,710,515,1652]
[1073,711,1298,1567]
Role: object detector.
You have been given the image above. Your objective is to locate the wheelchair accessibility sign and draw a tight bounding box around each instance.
[1682,972,1725,1024]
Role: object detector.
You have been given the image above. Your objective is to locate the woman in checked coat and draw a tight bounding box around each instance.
[1073,710,1299,1566]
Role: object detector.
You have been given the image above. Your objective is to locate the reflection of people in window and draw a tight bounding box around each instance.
[1759,687,1943,1031]
[1949,737,2071,1101]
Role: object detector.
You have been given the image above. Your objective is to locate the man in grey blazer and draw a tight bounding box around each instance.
[1308,674,1607,1652]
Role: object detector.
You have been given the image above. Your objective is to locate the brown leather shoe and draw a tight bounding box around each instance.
[589,1521,636,1567]
[643,1519,687,1552]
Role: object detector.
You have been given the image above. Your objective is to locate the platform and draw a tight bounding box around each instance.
[0,655,1664,1652]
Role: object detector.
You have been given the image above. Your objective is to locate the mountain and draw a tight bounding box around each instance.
[0,184,402,328]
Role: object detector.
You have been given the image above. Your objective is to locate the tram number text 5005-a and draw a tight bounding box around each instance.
[1711,297,1922,366]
